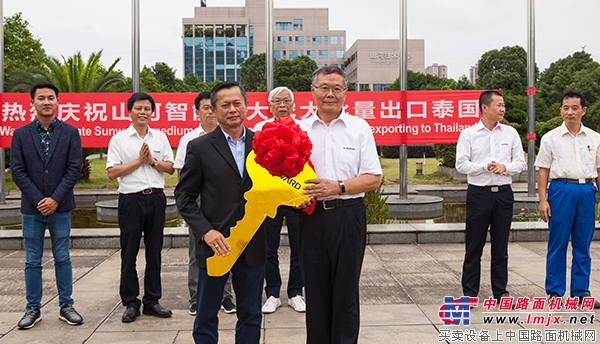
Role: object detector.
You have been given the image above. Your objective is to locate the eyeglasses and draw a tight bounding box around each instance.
[312,85,347,95]
[270,99,293,105]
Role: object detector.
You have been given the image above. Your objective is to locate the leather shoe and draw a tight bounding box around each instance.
[122,306,140,323]
[143,303,172,318]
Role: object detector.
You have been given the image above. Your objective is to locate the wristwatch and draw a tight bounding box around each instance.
[338,180,346,194]
[151,159,159,167]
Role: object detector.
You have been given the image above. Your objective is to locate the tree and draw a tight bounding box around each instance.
[538,51,599,107]
[476,45,533,95]
[387,70,457,90]
[151,62,188,92]
[240,53,318,92]
[140,66,162,92]
[4,12,46,76]
[240,53,266,92]
[182,72,209,92]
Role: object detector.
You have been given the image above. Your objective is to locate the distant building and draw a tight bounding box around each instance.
[344,39,425,91]
[182,0,346,82]
[469,64,479,85]
[424,63,448,78]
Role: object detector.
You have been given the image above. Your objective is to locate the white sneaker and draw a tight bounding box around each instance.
[288,295,306,312]
[261,296,281,313]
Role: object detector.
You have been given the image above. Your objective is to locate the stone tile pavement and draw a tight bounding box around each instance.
[1,242,600,343]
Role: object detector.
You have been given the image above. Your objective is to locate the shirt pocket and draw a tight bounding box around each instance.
[494,142,512,163]
[338,146,360,173]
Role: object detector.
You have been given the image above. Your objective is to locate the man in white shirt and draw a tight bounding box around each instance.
[299,66,382,344]
[253,87,305,314]
[106,92,175,323]
[174,91,236,315]
[455,90,526,305]
[535,90,600,308]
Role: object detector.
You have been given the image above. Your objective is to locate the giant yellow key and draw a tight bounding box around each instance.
[206,151,316,277]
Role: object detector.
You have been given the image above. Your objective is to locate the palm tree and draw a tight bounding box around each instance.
[8,50,127,180]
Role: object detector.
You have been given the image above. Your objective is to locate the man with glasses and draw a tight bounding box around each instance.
[299,66,382,344]
[107,92,175,323]
[253,87,305,314]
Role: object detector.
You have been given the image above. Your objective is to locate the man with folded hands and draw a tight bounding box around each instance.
[106,92,175,322]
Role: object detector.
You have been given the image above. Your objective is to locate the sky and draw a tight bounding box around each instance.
[5,0,599,81]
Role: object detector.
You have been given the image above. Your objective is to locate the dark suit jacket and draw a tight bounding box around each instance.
[175,126,266,268]
[10,119,82,214]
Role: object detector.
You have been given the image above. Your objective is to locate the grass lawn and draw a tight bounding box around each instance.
[4,154,460,190]
[381,157,462,185]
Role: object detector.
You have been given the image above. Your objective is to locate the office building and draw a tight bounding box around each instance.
[469,64,479,85]
[344,39,425,91]
[425,63,448,78]
[182,0,346,82]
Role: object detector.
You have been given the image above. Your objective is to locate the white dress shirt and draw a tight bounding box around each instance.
[299,112,382,200]
[106,124,174,194]
[174,125,207,170]
[455,120,526,186]
[534,122,600,179]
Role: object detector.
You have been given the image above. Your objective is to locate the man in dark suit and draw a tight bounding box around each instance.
[11,82,83,329]
[175,81,266,344]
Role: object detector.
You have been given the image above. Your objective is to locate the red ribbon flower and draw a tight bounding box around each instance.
[253,116,312,178]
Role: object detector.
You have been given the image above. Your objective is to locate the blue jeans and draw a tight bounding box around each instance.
[22,212,74,309]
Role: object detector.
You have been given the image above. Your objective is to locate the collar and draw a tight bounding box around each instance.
[306,111,349,128]
[474,119,503,132]
[34,118,57,131]
[224,126,247,143]
[559,122,587,137]
[125,124,153,138]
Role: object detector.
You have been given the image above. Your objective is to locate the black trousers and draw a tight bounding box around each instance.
[118,191,166,309]
[299,200,366,344]
[462,185,514,299]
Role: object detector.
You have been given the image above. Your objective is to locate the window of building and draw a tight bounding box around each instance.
[283,50,287,59]
[336,50,345,58]
[324,36,328,45]
[359,84,370,91]
[341,36,345,44]
[300,50,304,56]
[330,36,338,44]
[293,18,303,31]
[295,36,304,45]
[307,50,316,58]
[289,36,293,44]
[276,22,291,30]
[274,50,280,59]
[312,36,321,45]
[373,84,392,91]
[318,50,328,58]
[249,26,254,55]
[317,64,322,68]
[306,36,311,44]
[277,36,286,45]
[289,50,298,59]
[331,50,335,59]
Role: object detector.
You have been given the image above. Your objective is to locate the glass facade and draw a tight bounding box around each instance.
[183,24,249,83]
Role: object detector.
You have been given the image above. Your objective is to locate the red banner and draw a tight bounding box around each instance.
[0,90,482,148]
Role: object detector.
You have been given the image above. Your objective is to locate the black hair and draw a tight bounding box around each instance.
[194,91,212,109]
[127,92,156,112]
[479,90,503,113]
[30,82,59,100]
[561,90,586,108]
[210,82,247,108]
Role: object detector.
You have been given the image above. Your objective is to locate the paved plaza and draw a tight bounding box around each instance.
[1,241,600,343]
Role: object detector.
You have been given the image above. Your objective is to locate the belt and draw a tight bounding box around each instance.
[316,198,361,210]
[552,178,594,184]
[470,184,511,193]
[136,188,164,195]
